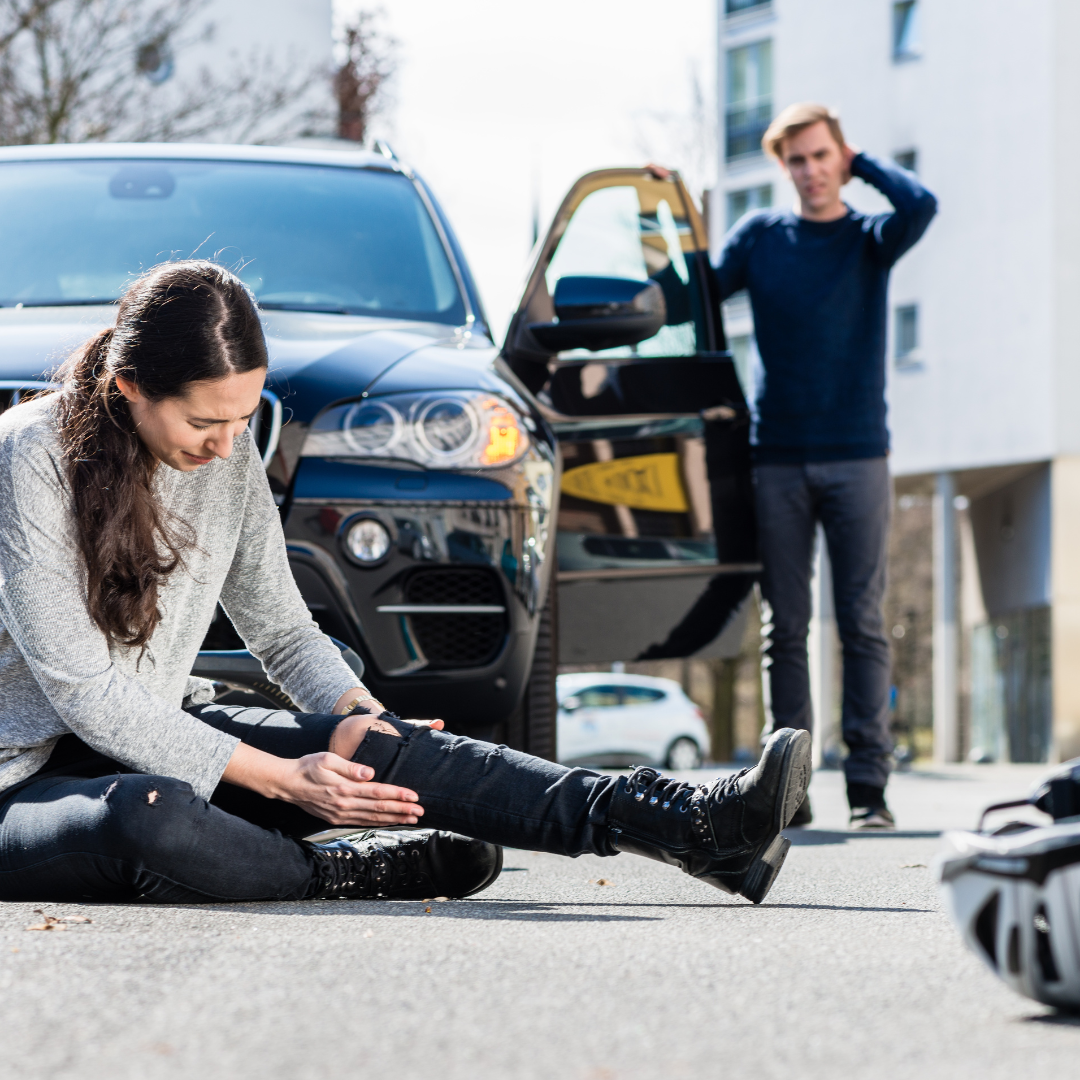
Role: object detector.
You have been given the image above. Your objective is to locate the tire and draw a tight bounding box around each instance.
[504,574,558,761]
[666,737,703,771]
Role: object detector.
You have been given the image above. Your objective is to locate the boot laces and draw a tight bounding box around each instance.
[309,833,427,898]
[626,766,749,813]
[625,768,695,812]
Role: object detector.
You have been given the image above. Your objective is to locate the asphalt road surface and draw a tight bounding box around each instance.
[2,763,1078,1080]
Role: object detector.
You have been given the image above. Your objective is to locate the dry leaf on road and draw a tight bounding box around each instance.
[24,912,92,930]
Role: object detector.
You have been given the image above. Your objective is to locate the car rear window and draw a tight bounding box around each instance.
[0,159,466,323]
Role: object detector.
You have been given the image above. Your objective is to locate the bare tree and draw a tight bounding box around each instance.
[0,0,333,145]
[333,9,394,144]
[634,64,718,205]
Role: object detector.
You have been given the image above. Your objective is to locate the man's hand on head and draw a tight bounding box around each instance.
[841,144,860,185]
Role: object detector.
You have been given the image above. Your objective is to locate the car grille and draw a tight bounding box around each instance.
[403,569,507,669]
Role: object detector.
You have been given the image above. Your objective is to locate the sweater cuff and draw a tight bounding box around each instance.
[185,730,241,802]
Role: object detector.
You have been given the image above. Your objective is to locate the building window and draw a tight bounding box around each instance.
[726,0,770,14]
[894,148,918,173]
[893,1,921,61]
[726,40,772,161]
[727,184,773,228]
[895,304,920,366]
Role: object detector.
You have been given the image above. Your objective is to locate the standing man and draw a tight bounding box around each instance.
[715,103,937,828]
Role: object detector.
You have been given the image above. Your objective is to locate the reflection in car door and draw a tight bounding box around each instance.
[503,169,759,667]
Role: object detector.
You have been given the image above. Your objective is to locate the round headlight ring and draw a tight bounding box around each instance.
[414,396,479,460]
[342,515,392,567]
[342,400,403,455]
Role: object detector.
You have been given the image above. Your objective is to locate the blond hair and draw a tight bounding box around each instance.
[762,102,845,161]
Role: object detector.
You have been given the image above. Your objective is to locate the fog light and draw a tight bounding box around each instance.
[345,518,391,564]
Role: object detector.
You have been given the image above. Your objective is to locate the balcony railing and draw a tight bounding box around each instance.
[725,100,772,161]
[726,0,770,14]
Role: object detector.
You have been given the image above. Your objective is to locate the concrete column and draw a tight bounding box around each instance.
[1051,456,1080,762]
[808,525,836,769]
[933,472,959,763]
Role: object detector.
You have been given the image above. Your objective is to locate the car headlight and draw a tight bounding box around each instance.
[343,518,392,564]
[301,391,530,469]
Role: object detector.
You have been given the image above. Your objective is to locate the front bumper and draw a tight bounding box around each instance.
[281,450,555,726]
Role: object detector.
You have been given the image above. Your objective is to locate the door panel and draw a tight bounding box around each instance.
[504,169,757,665]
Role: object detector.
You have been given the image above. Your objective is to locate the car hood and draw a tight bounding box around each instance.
[262,313,504,423]
[0,307,501,421]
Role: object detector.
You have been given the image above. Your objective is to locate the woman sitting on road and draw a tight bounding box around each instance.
[0,261,810,907]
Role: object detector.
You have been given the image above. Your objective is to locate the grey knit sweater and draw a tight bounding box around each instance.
[0,396,360,800]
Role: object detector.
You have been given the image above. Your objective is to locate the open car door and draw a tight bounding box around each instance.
[503,168,759,665]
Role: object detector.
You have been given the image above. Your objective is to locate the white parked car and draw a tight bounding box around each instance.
[556,673,711,770]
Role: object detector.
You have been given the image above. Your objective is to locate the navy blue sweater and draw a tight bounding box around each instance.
[715,153,938,463]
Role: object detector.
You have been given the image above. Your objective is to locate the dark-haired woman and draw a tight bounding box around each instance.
[0,261,810,906]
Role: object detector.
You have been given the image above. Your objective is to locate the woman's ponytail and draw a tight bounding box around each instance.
[55,261,267,650]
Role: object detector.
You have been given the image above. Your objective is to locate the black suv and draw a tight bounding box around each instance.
[0,144,751,758]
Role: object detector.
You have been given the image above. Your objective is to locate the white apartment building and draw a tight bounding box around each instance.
[714,0,1080,764]
[146,0,332,138]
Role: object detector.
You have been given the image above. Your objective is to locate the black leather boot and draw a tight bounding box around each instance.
[304,829,503,900]
[606,727,811,903]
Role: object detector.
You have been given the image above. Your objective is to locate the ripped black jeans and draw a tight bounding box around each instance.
[0,706,621,904]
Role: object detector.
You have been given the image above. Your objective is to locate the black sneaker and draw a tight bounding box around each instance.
[305,829,503,900]
[849,806,896,830]
[606,727,812,903]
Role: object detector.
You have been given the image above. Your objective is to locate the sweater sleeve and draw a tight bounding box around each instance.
[216,439,361,714]
[850,152,938,266]
[712,212,766,301]
[0,431,239,800]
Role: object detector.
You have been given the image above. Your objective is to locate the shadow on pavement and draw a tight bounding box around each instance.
[785,829,942,846]
[759,902,933,913]
[136,894,934,919]
[1022,1011,1080,1027]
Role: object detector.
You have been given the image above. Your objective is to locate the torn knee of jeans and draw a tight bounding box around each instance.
[365,719,402,738]
[351,717,404,754]
[100,778,120,802]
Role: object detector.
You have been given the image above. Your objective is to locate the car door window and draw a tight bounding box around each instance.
[542,177,701,359]
[619,687,666,705]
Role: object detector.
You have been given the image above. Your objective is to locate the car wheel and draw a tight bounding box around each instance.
[666,737,702,771]
[504,573,558,761]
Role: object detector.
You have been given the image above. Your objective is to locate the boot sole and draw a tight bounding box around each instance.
[739,834,791,904]
[738,729,811,904]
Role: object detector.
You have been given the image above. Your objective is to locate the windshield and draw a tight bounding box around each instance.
[0,159,467,323]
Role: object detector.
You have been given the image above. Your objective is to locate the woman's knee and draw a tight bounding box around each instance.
[328,714,402,761]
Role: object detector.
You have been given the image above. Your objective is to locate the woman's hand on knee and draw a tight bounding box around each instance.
[272,752,425,827]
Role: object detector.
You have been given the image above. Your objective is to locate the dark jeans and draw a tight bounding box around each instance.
[755,458,893,788]
[0,706,620,904]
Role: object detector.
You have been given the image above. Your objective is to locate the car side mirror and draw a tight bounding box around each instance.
[560,695,581,713]
[528,276,667,354]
